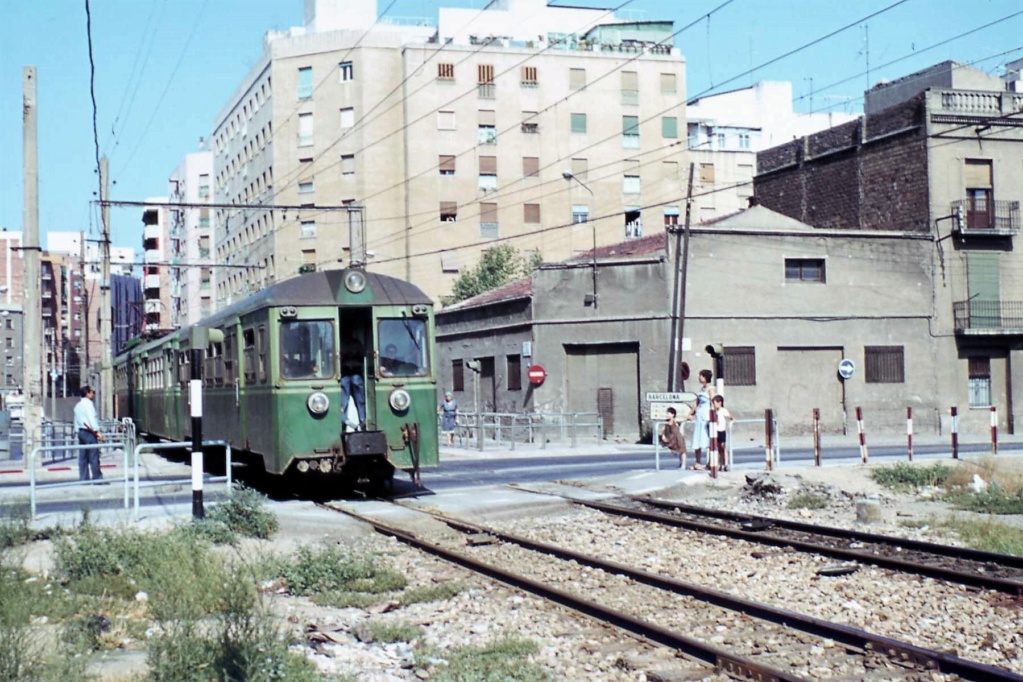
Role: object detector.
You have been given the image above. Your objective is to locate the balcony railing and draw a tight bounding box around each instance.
[953,300,1023,334]
[951,199,1020,236]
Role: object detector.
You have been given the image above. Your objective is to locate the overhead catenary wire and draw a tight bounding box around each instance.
[83,0,103,212]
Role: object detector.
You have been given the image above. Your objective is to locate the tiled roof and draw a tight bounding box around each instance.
[440,275,532,312]
[568,232,666,262]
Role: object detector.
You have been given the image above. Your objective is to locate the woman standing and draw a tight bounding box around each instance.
[439,391,458,446]
[690,369,716,469]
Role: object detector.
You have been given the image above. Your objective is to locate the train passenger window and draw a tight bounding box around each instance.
[280,320,335,380]
[258,326,267,383]
[243,329,257,383]
[224,332,236,383]
[378,318,429,377]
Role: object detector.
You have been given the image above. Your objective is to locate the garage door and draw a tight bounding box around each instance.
[565,343,640,440]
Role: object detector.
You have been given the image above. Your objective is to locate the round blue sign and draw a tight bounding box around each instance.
[838,358,855,379]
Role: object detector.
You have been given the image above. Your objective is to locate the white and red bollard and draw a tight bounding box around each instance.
[906,406,913,462]
[709,407,718,479]
[856,406,868,465]
[812,408,821,467]
[764,409,774,471]
[991,406,998,455]
[951,406,959,459]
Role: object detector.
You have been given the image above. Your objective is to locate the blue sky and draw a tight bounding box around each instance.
[1,0,1019,252]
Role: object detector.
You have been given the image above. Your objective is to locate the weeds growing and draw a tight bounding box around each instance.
[940,516,1023,556]
[368,619,424,643]
[400,581,464,606]
[870,462,954,491]
[419,637,550,682]
[787,492,829,510]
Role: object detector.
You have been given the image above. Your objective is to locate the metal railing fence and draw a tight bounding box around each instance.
[446,411,604,450]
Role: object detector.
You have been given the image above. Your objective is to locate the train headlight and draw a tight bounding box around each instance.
[388,389,411,412]
[306,391,330,415]
[344,270,367,293]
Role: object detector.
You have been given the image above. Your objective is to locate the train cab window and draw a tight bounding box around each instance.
[243,329,257,383]
[280,320,335,380]
[378,318,429,377]
[258,326,268,383]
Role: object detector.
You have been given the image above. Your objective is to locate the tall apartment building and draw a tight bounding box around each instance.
[0,230,24,307]
[141,200,173,331]
[685,81,856,222]
[168,151,214,327]
[212,0,684,307]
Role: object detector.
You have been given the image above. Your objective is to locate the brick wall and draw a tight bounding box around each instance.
[755,97,929,232]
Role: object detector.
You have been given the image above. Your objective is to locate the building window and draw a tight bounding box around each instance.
[523,156,539,178]
[623,116,639,148]
[968,356,991,407]
[660,72,677,95]
[621,71,638,105]
[480,202,498,238]
[569,68,586,90]
[5,319,13,329]
[440,202,458,222]
[521,111,539,134]
[438,63,454,80]
[699,163,715,184]
[664,206,680,228]
[298,113,313,146]
[662,117,678,139]
[340,107,354,129]
[572,205,589,224]
[865,346,905,384]
[738,132,751,149]
[478,156,497,191]
[785,258,825,283]
[477,64,495,98]
[339,61,354,82]
[521,66,538,87]
[571,157,588,181]
[507,354,522,390]
[625,208,642,238]
[623,175,641,194]
[300,221,316,239]
[297,66,313,99]
[524,204,540,224]
[198,174,210,198]
[964,159,994,230]
[477,124,497,145]
[341,154,355,177]
[452,359,464,392]
[438,110,455,130]
[723,346,756,386]
[298,181,314,194]
[570,113,587,134]
[717,132,726,148]
[439,155,456,176]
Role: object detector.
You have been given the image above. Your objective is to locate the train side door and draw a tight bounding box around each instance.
[339,309,373,429]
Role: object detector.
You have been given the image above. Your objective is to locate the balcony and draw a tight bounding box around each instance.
[144,223,161,242]
[144,274,161,290]
[953,300,1023,335]
[144,300,162,314]
[951,199,1019,236]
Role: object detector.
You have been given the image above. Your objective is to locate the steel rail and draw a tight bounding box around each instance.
[637,496,1023,570]
[415,507,1023,682]
[576,498,1023,596]
[326,503,814,682]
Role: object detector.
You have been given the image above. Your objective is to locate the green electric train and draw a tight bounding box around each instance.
[113,268,438,487]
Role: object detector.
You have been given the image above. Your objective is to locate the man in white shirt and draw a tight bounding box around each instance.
[73,385,104,481]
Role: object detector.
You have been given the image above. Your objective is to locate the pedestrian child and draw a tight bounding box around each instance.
[712,394,733,472]
[659,406,687,469]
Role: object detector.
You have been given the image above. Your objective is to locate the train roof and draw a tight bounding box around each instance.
[117,269,432,358]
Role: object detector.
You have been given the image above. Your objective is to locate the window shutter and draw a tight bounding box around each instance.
[477,64,494,84]
[621,71,638,90]
[480,202,498,223]
[479,156,497,174]
[571,158,588,179]
[523,156,539,177]
[439,155,456,172]
[524,203,540,223]
[569,68,585,90]
[440,201,458,218]
[660,73,677,94]
[622,116,639,135]
[965,159,992,187]
[478,109,496,126]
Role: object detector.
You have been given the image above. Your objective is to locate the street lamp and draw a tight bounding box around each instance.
[562,170,597,308]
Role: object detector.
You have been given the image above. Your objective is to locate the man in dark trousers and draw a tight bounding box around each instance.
[340,334,367,430]
[74,385,104,480]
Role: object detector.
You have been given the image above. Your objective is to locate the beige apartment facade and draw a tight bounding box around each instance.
[211,0,684,308]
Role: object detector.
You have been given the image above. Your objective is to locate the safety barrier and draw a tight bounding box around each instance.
[28,441,131,519]
[449,411,604,450]
[132,440,232,518]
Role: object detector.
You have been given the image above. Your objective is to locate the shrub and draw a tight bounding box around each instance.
[0,503,32,551]
[948,486,1023,515]
[787,492,829,510]
[368,619,424,643]
[400,582,464,606]
[870,462,953,490]
[205,485,279,540]
[278,544,407,596]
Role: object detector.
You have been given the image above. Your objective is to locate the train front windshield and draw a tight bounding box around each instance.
[378,318,429,377]
[280,320,335,379]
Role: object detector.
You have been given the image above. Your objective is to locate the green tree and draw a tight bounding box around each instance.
[444,245,541,305]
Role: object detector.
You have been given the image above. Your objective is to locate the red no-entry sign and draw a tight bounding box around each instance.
[527,364,546,386]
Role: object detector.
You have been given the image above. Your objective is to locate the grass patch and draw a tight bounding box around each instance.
[368,619,424,643]
[940,516,1023,556]
[310,590,379,609]
[788,492,829,510]
[276,544,407,597]
[948,487,1023,515]
[420,637,550,682]
[870,462,954,491]
[400,582,464,606]
[0,502,32,551]
[204,485,280,540]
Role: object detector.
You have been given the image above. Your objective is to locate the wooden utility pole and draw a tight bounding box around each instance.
[22,66,43,464]
[99,156,112,418]
[668,163,695,392]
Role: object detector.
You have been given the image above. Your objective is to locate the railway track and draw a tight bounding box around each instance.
[325,499,1023,681]
[566,495,1023,596]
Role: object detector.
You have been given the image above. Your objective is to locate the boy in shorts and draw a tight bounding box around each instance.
[712,395,733,471]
